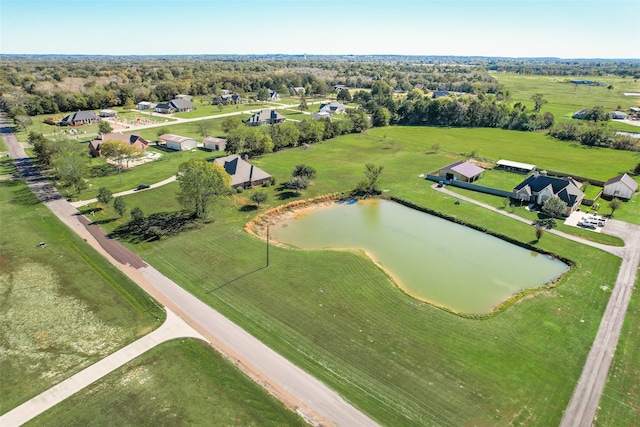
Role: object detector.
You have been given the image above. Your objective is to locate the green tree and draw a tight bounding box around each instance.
[533,218,557,229]
[297,119,325,144]
[608,197,621,216]
[287,176,309,195]
[541,196,568,218]
[270,122,299,150]
[29,132,56,166]
[130,206,146,228]
[113,197,127,217]
[97,187,113,205]
[372,107,391,127]
[531,93,547,112]
[534,224,545,241]
[222,117,243,133]
[176,158,232,218]
[51,141,89,194]
[250,191,268,207]
[100,140,144,185]
[633,162,640,175]
[337,88,352,102]
[98,121,113,134]
[363,163,384,194]
[196,120,211,139]
[14,115,32,132]
[257,87,270,102]
[346,109,371,133]
[292,164,316,180]
[298,95,308,111]
[156,126,170,138]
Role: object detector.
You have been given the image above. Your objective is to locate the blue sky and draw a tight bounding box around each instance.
[1,0,638,58]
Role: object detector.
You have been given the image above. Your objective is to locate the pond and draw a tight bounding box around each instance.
[270,199,569,313]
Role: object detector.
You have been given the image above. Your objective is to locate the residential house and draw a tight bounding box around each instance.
[203,137,227,152]
[513,174,584,215]
[496,159,536,174]
[438,160,484,183]
[268,89,280,101]
[158,134,197,151]
[175,94,193,101]
[137,101,156,110]
[572,108,587,119]
[319,102,347,115]
[213,154,272,188]
[603,173,638,200]
[89,133,149,157]
[155,98,195,114]
[311,111,332,120]
[290,86,305,95]
[59,110,99,126]
[245,109,286,126]
[333,84,346,92]
[99,109,118,118]
[212,94,244,105]
[611,111,628,120]
[432,90,450,99]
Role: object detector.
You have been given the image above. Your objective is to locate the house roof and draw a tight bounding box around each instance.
[203,137,226,144]
[246,109,285,124]
[604,173,638,191]
[496,159,536,171]
[61,110,98,123]
[213,154,271,187]
[514,175,584,207]
[156,102,171,109]
[99,133,147,145]
[159,134,195,144]
[170,98,194,110]
[441,160,484,178]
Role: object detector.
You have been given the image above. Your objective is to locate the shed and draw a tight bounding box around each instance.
[99,109,118,118]
[159,134,197,151]
[496,159,536,174]
[137,101,156,110]
[603,173,638,200]
[438,160,484,183]
[611,111,628,120]
[203,137,227,151]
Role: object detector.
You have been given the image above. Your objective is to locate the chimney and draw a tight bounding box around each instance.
[249,165,254,186]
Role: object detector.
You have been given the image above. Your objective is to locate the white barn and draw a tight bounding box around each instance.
[203,137,227,151]
[159,134,197,151]
[603,173,638,200]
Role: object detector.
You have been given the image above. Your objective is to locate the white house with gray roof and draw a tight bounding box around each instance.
[158,134,197,151]
[213,154,271,188]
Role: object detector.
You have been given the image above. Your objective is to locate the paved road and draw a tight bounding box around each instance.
[0,310,204,427]
[434,183,640,426]
[2,114,378,427]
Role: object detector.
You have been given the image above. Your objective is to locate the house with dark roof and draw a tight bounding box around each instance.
[432,90,450,99]
[59,110,99,126]
[137,101,156,110]
[212,94,244,105]
[245,109,286,126]
[213,154,271,188]
[603,173,638,200]
[572,108,587,119]
[155,98,194,114]
[290,86,305,95]
[513,174,584,215]
[89,133,150,157]
[333,84,346,92]
[438,160,484,183]
[611,111,628,120]
[268,89,280,101]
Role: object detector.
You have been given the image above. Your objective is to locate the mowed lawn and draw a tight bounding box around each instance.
[0,158,164,414]
[26,339,307,427]
[85,126,634,426]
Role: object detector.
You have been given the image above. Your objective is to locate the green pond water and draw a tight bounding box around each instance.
[271,199,569,313]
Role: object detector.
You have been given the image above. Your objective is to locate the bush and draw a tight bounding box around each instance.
[235,186,244,193]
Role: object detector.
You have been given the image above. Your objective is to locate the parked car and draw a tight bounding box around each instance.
[135,184,151,191]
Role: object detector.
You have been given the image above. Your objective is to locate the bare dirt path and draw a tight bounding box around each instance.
[1,114,378,427]
[433,183,640,426]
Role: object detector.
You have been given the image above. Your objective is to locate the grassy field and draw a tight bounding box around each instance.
[594,272,640,425]
[0,158,164,414]
[82,126,632,426]
[172,101,275,119]
[26,339,307,427]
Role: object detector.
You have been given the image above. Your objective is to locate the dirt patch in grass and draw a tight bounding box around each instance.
[0,262,123,385]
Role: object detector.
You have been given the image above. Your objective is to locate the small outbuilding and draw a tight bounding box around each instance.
[99,109,118,118]
[603,173,638,200]
[496,159,536,174]
[611,111,628,120]
[438,160,484,183]
[137,101,156,110]
[203,137,227,151]
[159,134,197,151]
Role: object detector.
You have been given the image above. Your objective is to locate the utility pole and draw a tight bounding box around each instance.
[266,222,270,267]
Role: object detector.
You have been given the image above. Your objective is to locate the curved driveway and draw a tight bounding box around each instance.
[1,115,378,427]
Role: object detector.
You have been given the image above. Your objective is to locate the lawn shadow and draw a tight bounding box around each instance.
[206,266,267,293]
[9,185,42,206]
[89,164,118,178]
[278,190,299,200]
[109,210,200,243]
[78,207,103,215]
